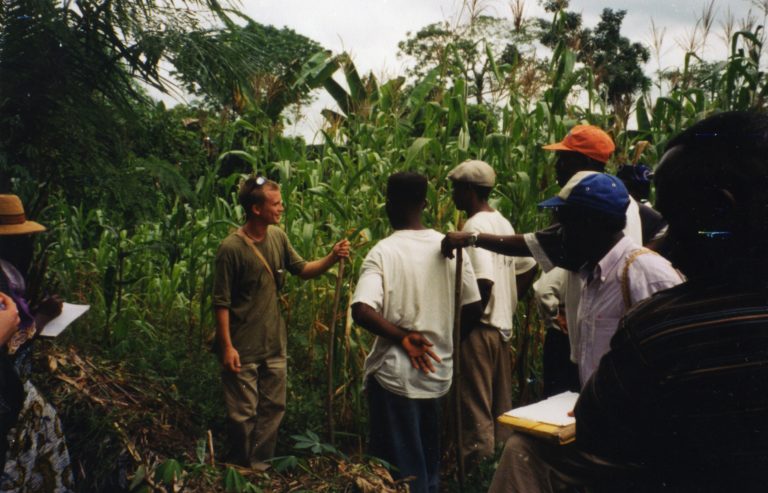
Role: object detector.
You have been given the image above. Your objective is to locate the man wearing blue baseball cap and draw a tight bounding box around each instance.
[532,171,682,385]
[486,171,682,493]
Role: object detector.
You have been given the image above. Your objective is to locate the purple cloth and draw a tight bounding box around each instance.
[0,260,33,330]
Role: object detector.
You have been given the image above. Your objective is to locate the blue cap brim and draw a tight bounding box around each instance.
[538,196,567,209]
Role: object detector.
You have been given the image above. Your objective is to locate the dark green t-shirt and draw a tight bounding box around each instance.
[212,226,307,363]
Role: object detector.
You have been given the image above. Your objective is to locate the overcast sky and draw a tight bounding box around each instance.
[241,0,759,76]
[170,0,763,139]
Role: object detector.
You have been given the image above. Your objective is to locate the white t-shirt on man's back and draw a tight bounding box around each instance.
[352,229,481,399]
[463,210,536,341]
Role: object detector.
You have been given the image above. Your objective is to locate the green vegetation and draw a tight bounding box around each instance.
[1,0,767,491]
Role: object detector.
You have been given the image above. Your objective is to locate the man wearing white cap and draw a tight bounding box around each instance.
[447,160,537,468]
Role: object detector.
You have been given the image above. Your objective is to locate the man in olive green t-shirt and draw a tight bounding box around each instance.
[213,176,349,468]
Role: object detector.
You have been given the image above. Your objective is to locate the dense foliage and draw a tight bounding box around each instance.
[1,0,767,491]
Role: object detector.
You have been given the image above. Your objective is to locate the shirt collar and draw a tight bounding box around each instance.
[582,235,637,283]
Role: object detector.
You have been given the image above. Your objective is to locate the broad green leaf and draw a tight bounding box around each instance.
[341,54,367,106]
[404,137,434,167]
[323,77,352,116]
[407,67,440,110]
[155,459,183,486]
[224,467,249,493]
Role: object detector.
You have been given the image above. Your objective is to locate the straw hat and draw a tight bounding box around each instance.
[0,195,46,235]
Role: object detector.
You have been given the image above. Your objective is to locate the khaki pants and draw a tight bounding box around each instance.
[459,325,513,468]
[488,433,652,493]
[222,356,286,466]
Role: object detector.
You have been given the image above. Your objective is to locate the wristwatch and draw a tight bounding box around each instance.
[467,232,479,247]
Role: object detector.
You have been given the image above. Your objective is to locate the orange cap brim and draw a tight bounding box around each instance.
[542,142,572,152]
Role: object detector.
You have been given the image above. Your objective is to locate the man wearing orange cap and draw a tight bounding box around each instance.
[536,126,641,396]
[543,124,617,188]
[442,125,643,396]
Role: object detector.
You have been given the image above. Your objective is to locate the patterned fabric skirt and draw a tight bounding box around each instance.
[1,381,74,492]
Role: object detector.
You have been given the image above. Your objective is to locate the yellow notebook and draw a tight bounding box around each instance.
[497,391,578,445]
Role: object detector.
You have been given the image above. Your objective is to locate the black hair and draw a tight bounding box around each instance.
[656,111,768,279]
[387,172,428,206]
[658,111,768,233]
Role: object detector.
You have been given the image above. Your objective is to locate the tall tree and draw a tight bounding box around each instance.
[0,0,266,210]
[171,21,325,121]
[398,15,543,104]
[584,9,650,122]
[538,2,650,126]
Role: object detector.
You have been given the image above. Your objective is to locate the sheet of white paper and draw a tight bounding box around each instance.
[504,391,579,427]
[40,303,90,338]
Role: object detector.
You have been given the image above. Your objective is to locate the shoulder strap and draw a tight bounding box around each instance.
[235,228,275,283]
[621,248,660,309]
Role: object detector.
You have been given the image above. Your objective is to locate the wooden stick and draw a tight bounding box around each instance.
[327,257,346,445]
[207,429,215,467]
[452,248,466,487]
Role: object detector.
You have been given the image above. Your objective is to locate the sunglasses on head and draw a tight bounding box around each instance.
[254,174,266,186]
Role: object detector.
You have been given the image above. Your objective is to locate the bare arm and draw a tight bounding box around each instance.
[298,239,350,280]
[460,300,484,341]
[477,279,494,311]
[516,265,539,299]
[351,302,441,373]
[215,307,240,373]
[441,232,532,258]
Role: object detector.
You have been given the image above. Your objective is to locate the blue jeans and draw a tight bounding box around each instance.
[367,376,442,493]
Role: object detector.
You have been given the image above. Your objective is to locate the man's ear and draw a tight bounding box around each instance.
[251,203,261,217]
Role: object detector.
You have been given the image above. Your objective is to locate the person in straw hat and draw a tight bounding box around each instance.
[0,194,74,492]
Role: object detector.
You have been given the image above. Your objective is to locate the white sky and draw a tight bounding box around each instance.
[158,0,762,140]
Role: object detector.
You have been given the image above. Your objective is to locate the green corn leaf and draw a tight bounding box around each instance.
[341,54,367,105]
[217,150,258,168]
[407,67,440,110]
[405,137,435,167]
[486,42,503,84]
[636,96,650,132]
[323,77,352,116]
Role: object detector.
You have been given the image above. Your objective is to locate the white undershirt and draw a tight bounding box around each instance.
[463,210,536,340]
